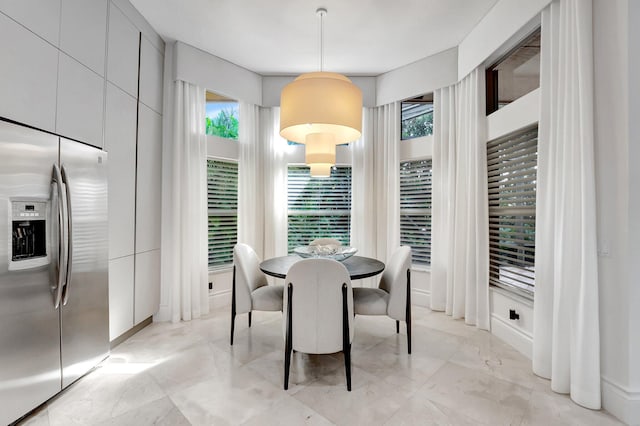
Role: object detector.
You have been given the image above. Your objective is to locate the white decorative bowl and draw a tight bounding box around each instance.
[294,245,357,262]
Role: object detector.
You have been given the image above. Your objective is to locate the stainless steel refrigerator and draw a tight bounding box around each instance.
[0,119,109,425]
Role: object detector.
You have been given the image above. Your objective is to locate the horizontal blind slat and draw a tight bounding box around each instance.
[487,126,537,296]
[287,166,352,253]
[208,159,238,268]
[400,159,432,266]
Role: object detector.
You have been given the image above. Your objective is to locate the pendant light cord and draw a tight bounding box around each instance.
[317,8,326,72]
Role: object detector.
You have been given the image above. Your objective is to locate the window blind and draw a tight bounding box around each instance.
[287,166,351,253]
[207,159,238,268]
[400,159,432,265]
[487,125,537,297]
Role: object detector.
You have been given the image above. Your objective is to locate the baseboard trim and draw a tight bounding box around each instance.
[602,376,640,425]
[110,316,153,349]
[154,304,171,322]
[209,289,231,309]
[412,288,431,307]
[490,313,533,359]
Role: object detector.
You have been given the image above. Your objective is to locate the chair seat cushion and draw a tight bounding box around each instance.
[353,287,389,315]
[251,285,284,311]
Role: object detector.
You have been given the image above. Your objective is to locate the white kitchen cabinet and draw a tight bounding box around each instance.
[59,0,108,76]
[106,3,140,98]
[56,53,105,148]
[139,37,164,114]
[105,83,137,259]
[135,104,162,253]
[134,249,160,324]
[0,0,61,46]
[108,255,134,340]
[0,12,58,132]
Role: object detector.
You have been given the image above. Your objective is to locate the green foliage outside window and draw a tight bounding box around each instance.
[401,110,433,140]
[206,109,239,139]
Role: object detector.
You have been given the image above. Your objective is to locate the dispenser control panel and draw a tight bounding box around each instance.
[10,200,49,270]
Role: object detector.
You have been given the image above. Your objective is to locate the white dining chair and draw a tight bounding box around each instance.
[230,243,284,345]
[352,246,412,354]
[283,258,354,391]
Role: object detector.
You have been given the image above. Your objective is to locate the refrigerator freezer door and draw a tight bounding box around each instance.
[59,138,109,388]
[0,120,61,425]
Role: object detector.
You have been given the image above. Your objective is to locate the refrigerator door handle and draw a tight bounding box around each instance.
[61,164,73,306]
[52,164,68,309]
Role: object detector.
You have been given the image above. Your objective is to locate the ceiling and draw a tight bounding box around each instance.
[129,0,500,76]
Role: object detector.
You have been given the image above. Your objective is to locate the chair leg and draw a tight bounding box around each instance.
[342,283,352,391]
[406,269,412,355]
[284,283,293,390]
[230,266,237,346]
[396,320,399,334]
[248,311,252,327]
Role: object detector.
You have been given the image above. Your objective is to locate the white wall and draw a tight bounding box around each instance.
[457,0,550,79]
[174,41,262,106]
[593,0,640,423]
[376,47,458,106]
[628,0,640,398]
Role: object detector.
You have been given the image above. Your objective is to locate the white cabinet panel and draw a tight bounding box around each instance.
[135,104,162,253]
[139,37,163,114]
[105,83,136,259]
[106,3,139,98]
[56,53,105,148]
[59,0,107,75]
[109,256,134,341]
[134,249,160,324]
[0,0,61,45]
[0,13,58,132]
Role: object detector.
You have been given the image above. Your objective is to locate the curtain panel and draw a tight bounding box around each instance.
[430,68,490,329]
[160,80,209,323]
[350,108,376,286]
[237,102,263,256]
[261,107,288,262]
[373,103,401,264]
[533,0,601,409]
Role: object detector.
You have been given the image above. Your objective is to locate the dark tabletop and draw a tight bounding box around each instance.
[260,255,385,280]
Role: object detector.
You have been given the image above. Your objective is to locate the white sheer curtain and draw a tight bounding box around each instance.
[237,102,263,256]
[430,68,490,329]
[262,107,288,261]
[533,0,601,409]
[161,80,209,323]
[350,108,377,287]
[373,103,401,264]
[430,86,456,311]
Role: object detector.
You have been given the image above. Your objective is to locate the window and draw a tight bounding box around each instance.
[207,159,238,268]
[400,159,432,265]
[487,125,538,297]
[206,91,239,140]
[401,93,433,140]
[486,28,540,115]
[287,166,351,253]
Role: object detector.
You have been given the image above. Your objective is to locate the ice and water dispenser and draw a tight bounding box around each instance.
[10,200,49,270]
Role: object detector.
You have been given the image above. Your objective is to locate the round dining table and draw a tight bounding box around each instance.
[259,255,385,280]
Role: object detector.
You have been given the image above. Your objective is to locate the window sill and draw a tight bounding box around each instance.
[208,266,233,274]
[490,285,534,307]
[410,264,431,273]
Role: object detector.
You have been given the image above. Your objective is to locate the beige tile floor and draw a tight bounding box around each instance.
[20,306,623,426]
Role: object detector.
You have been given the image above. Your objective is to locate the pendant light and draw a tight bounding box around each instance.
[280,8,363,177]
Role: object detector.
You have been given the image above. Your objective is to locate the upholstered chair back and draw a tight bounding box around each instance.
[284,258,353,354]
[233,243,268,313]
[378,246,411,321]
